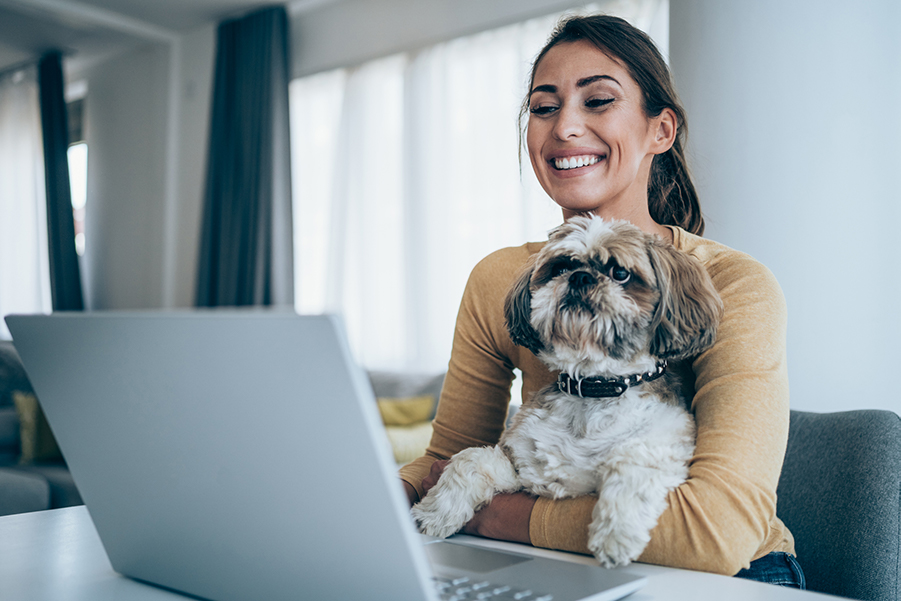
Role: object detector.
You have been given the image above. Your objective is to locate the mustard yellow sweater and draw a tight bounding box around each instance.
[399,226,795,575]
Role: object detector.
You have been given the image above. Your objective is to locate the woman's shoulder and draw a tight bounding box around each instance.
[670,226,785,319]
[467,241,546,289]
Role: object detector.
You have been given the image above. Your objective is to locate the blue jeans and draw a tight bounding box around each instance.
[734,552,806,589]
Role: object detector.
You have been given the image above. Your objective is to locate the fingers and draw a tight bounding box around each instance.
[402,480,419,506]
[421,459,450,496]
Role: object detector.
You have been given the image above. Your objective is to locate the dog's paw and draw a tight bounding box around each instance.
[587,527,646,568]
[410,493,474,539]
[588,497,654,567]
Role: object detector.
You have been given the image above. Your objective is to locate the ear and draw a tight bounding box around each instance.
[504,259,544,355]
[647,240,724,360]
[650,107,677,155]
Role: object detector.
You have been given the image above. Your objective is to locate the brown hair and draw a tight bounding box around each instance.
[520,14,704,236]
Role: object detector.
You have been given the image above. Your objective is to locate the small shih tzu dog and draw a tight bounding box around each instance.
[411,216,723,567]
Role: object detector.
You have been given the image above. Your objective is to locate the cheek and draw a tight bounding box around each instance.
[526,123,547,170]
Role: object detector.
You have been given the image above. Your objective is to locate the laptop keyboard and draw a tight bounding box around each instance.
[434,576,553,601]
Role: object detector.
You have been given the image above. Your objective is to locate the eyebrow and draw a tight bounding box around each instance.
[529,75,621,97]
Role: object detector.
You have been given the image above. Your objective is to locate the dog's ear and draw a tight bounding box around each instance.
[504,258,544,355]
[647,240,724,361]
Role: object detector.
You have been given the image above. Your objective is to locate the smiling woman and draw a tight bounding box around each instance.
[399,12,803,589]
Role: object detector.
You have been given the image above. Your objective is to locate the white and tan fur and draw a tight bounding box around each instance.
[411,216,723,567]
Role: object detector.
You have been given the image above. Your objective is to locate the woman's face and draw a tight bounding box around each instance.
[527,40,673,221]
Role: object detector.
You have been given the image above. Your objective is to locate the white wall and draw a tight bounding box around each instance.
[669,0,901,414]
[76,23,215,310]
[81,42,170,310]
[166,25,216,308]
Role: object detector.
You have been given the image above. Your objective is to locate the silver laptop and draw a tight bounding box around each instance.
[5,311,646,601]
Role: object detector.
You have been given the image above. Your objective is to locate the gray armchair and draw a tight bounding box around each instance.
[777,409,901,601]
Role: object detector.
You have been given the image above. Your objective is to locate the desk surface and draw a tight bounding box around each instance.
[0,506,837,601]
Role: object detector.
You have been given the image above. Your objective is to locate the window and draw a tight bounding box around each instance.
[67,95,87,257]
[289,1,668,372]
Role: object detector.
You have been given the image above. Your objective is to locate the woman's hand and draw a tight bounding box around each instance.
[461,491,536,544]
[421,459,450,497]
[418,459,536,545]
[402,459,449,506]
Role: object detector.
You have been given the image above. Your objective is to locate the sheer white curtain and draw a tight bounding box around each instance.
[290,1,667,371]
[0,66,51,339]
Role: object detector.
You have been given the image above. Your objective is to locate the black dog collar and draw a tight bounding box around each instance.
[557,361,668,398]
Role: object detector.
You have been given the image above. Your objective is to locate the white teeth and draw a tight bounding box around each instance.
[554,155,600,170]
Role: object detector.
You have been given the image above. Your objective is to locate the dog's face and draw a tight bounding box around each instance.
[504,216,723,374]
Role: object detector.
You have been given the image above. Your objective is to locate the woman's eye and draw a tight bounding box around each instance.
[608,265,631,283]
[585,97,614,110]
[529,104,558,116]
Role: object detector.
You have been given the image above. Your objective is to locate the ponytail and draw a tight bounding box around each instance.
[649,133,704,236]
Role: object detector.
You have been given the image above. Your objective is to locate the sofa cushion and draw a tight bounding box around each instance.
[13,392,63,464]
[16,464,82,509]
[0,407,20,464]
[377,395,435,426]
[385,422,434,466]
[0,468,50,516]
[0,340,33,407]
[368,371,444,420]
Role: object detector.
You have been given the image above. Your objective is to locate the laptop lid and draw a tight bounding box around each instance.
[6,311,437,601]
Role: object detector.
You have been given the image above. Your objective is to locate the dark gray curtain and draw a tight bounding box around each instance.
[196,5,294,307]
[38,51,84,311]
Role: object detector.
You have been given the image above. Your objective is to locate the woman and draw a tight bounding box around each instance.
[400,14,804,588]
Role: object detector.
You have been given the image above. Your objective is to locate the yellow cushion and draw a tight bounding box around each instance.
[384,422,434,465]
[376,395,435,426]
[13,392,63,464]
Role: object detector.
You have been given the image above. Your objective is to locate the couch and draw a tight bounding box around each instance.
[368,369,445,465]
[0,340,82,516]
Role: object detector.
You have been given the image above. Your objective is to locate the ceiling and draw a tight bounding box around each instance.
[0,0,328,76]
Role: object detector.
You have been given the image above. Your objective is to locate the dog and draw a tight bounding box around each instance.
[411,215,723,566]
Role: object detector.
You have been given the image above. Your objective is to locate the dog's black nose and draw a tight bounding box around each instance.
[568,270,597,289]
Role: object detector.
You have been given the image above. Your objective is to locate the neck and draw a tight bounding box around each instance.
[561,206,672,244]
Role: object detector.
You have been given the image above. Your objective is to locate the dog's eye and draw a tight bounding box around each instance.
[608,265,631,284]
[550,260,578,279]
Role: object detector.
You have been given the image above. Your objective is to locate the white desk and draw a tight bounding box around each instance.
[0,506,837,601]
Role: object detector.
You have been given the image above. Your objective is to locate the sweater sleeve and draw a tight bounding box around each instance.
[528,241,794,575]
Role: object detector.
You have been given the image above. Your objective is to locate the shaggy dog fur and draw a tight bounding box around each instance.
[411,216,723,566]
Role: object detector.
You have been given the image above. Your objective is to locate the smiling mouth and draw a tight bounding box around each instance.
[552,155,603,171]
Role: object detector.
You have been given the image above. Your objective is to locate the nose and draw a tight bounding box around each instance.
[553,103,586,140]
[568,270,597,290]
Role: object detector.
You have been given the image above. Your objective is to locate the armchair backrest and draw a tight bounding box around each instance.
[777,409,901,601]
